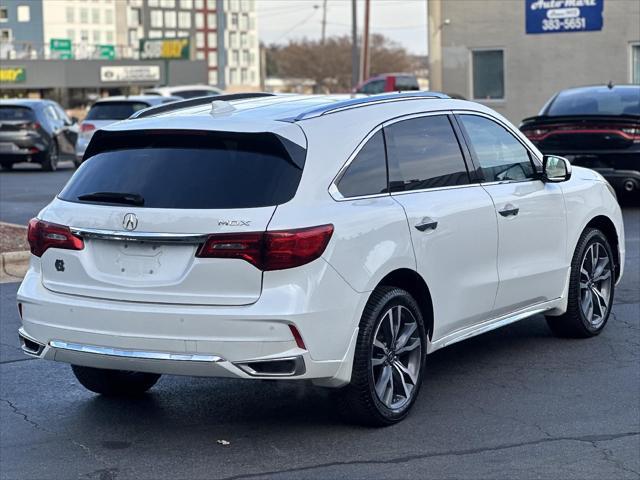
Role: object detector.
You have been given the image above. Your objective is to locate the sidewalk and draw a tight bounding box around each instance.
[0,222,29,283]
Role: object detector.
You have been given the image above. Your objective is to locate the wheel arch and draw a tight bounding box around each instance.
[376,268,434,340]
[584,215,621,281]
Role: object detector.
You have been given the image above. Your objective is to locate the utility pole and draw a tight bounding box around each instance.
[351,0,359,90]
[359,0,371,83]
[321,0,328,44]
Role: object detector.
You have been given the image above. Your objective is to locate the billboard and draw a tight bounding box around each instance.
[100,66,161,83]
[526,0,604,34]
[139,38,190,59]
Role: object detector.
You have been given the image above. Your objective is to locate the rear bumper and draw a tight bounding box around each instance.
[16,258,365,386]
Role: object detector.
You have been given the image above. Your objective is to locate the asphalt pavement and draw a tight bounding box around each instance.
[0,167,638,479]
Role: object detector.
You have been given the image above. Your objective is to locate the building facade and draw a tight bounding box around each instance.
[428,0,640,123]
[0,0,260,92]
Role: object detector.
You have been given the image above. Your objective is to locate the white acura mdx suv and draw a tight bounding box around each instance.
[17,92,624,426]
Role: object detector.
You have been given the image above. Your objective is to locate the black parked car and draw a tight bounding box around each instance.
[520,84,640,195]
[0,99,79,171]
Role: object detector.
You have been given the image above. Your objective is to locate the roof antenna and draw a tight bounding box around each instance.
[210,100,236,117]
[607,81,614,89]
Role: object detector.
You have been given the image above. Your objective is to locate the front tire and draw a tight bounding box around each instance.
[339,287,427,426]
[71,365,161,396]
[546,228,615,338]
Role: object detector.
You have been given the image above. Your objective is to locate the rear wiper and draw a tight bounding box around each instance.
[77,191,145,206]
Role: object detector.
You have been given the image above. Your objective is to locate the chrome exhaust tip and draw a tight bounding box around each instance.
[235,356,306,377]
[623,179,637,193]
[18,330,45,357]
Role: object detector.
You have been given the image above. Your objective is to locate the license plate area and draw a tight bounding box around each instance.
[116,242,163,277]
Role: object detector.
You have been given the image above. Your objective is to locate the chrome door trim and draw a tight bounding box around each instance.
[49,340,224,363]
[70,227,208,244]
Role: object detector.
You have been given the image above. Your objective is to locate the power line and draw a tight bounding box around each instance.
[273,7,321,43]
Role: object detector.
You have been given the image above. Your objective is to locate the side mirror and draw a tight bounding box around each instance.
[70,116,79,124]
[542,155,571,183]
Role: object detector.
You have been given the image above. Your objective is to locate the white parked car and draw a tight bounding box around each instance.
[17,92,625,426]
[143,84,222,99]
[76,95,180,163]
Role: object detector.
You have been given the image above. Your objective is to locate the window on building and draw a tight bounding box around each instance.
[93,30,101,44]
[149,29,162,38]
[632,44,640,84]
[0,7,7,22]
[106,31,114,43]
[458,114,534,182]
[207,32,217,48]
[129,29,138,45]
[240,32,247,47]
[385,115,470,192]
[178,11,191,28]
[105,9,113,24]
[196,50,205,60]
[471,49,504,100]
[66,6,75,23]
[336,131,387,198]
[80,8,89,23]
[229,68,238,84]
[207,12,217,27]
[148,0,159,6]
[230,0,240,11]
[160,0,176,7]
[129,7,141,26]
[229,31,237,48]
[242,50,249,65]
[17,5,30,22]
[195,12,204,28]
[80,30,89,41]
[208,70,218,85]
[0,29,11,42]
[180,0,193,8]
[250,69,256,83]
[240,13,248,30]
[195,0,204,8]
[240,0,250,12]
[164,10,177,28]
[231,49,239,65]
[150,10,163,28]
[165,30,176,38]
[178,30,189,37]
[230,13,238,28]
[196,32,204,48]
[91,8,100,24]
[208,51,217,67]
[67,29,76,41]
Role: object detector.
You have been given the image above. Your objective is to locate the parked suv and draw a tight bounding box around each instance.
[17,92,624,426]
[355,74,420,95]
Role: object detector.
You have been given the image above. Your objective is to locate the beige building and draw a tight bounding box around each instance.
[428,0,640,123]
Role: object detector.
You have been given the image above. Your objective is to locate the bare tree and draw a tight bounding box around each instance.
[266,34,413,93]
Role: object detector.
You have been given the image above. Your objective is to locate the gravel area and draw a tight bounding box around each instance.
[0,223,28,254]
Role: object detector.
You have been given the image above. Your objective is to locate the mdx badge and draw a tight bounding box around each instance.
[218,220,251,227]
[123,213,138,231]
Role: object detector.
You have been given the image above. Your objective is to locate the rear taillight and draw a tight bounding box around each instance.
[80,123,96,133]
[621,127,640,142]
[522,128,549,141]
[196,224,334,271]
[28,122,41,130]
[27,218,84,257]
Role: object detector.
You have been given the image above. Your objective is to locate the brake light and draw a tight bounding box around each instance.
[196,224,334,271]
[28,122,41,130]
[27,219,84,257]
[621,127,640,142]
[522,128,549,141]
[80,123,96,133]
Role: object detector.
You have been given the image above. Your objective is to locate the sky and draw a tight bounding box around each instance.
[256,0,428,55]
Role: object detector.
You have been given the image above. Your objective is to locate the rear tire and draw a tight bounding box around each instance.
[338,286,427,427]
[546,228,615,338]
[41,141,59,171]
[71,365,161,396]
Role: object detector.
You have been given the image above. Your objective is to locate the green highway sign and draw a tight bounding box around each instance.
[50,38,72,51]
[98,44,116,60]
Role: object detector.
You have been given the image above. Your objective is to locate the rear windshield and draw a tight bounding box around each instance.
[547,87,640,116]
[0,106,35,121]
[59,131,305,209]
[86,102,150,120]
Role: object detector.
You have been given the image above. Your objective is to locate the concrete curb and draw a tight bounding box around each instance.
[1,250,29,280]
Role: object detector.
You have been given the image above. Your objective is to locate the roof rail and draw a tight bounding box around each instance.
[291,91,450,121]
[130,92,275,119]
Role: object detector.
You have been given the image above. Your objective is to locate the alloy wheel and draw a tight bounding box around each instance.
[579,242,612,329]
[371,305,422,410]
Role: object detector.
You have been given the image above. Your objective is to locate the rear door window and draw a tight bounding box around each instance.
[336,130,388,198]
[59,131,305,209]
[394,76,419,91]
[86,102,150,120]
[458,114,535,182]
[385,115,470,192]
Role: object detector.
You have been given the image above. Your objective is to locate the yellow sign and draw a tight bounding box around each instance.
[0,67,26,83]
[140,38,190,59]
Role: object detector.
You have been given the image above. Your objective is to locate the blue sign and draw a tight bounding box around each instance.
[526,0,604,34]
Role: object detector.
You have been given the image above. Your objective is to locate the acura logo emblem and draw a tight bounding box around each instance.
[123,213,138,231]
